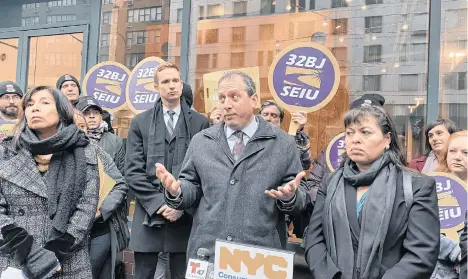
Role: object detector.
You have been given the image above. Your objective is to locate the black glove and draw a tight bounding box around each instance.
[22,248,60,279]
[0,224,33,265]
[44,233,76,263]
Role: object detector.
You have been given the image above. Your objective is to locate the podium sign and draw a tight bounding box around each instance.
[214,240,294,279]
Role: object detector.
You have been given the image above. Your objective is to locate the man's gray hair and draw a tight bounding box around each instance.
[218,70,256,97]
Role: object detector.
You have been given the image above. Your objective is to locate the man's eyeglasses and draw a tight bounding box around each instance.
[0,95,21,101]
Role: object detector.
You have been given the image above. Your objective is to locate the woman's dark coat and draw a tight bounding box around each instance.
[305,171,440,279]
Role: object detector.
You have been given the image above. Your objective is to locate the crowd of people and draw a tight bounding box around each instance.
[0,62,465,279]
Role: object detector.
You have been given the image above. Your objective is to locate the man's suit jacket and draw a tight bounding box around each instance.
[125,100,209,253]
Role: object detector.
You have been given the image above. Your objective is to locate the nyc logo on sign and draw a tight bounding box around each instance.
[214,240,294,279]
[82,62,130,112]
[268,42,340,113]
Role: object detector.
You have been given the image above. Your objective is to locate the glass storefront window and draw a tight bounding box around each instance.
[439,2,468,130]
[168,0,435,161]
[0,0,91,29]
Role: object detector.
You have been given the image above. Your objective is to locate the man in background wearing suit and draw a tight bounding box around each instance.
[125,62,210,279]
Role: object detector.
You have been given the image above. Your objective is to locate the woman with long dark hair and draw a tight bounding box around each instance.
[409,119,458,173]
[305,105,440,279]
[0,86,98,278]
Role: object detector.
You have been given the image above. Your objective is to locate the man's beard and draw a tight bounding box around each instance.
[0,106,18,118]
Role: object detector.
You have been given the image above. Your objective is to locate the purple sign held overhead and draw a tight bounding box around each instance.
[326,133,346,172]
[429,172,467,241]
[126,57,166,114]
[268,42,340,113]
[82,62,129,112]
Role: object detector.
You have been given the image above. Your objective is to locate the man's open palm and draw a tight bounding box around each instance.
[156,163,181,197]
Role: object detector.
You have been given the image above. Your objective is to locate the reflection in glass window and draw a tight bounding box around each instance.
[412,43,427,61]
[205,29,219,44]
[364,45,382,63]
[22,3,40,10]
[258,51,264,66]
[207,4,223,19]
[400,44,409,61]
[363,75,381,91]
[365,16,382,33]
[125,53,145,68]
[176,32,182,46]
[199,6,205,20]
[103,0,113,4]
[400,74,419,91]
[444,72,467,90]
[231,52,245,68]
[47,0,77,7]
[22,17,40,26]
[177,9,183,23]
[197,54,210,69]
[259,24,274,40]
[102,12,111,25]
[128,7,162,23]
[365,0,383,4]
[46,15,77,24]
[331,0,348,8]
[154,30,161,43]
[233,1,248,17]
[101,33,109,48]
[332,18,347,35]
[232,27,246,43]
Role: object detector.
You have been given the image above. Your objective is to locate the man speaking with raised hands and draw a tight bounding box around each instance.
[156,70,307,261]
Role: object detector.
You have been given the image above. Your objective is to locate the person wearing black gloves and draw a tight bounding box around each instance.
[56,74,115,134]
[0,86,99,278]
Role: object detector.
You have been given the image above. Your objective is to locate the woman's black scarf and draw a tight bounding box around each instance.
[19,124,90,235]
[323,151,398,279]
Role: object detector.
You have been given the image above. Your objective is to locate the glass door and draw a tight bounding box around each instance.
[0,36,20,82]
[22,25,88,91]
[27,32,83,90]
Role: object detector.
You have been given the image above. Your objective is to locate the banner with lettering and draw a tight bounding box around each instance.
[268,42,340,114]
[214,240,294,279]
[126,56,166,114]
[428,172,467,241]
[82,61,130,112]
[202,66,261,113]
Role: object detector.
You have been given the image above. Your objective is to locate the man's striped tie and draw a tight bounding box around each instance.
[167,110,175,136]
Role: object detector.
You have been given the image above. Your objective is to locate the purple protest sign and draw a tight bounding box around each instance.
[429,172,467,241]
[325,133,346,172]
[268,42,340,113]
[126,57,166,114]
[82,62,130,112]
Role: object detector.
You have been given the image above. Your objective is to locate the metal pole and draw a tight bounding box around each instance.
[180,0,192,82]
[426,0,441,124]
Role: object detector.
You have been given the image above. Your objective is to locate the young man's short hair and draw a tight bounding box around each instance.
[154,62,181,84]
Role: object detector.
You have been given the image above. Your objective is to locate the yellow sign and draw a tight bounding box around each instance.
[202,67,261,113]
[0,118,17,142]
[214,240,294,279]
